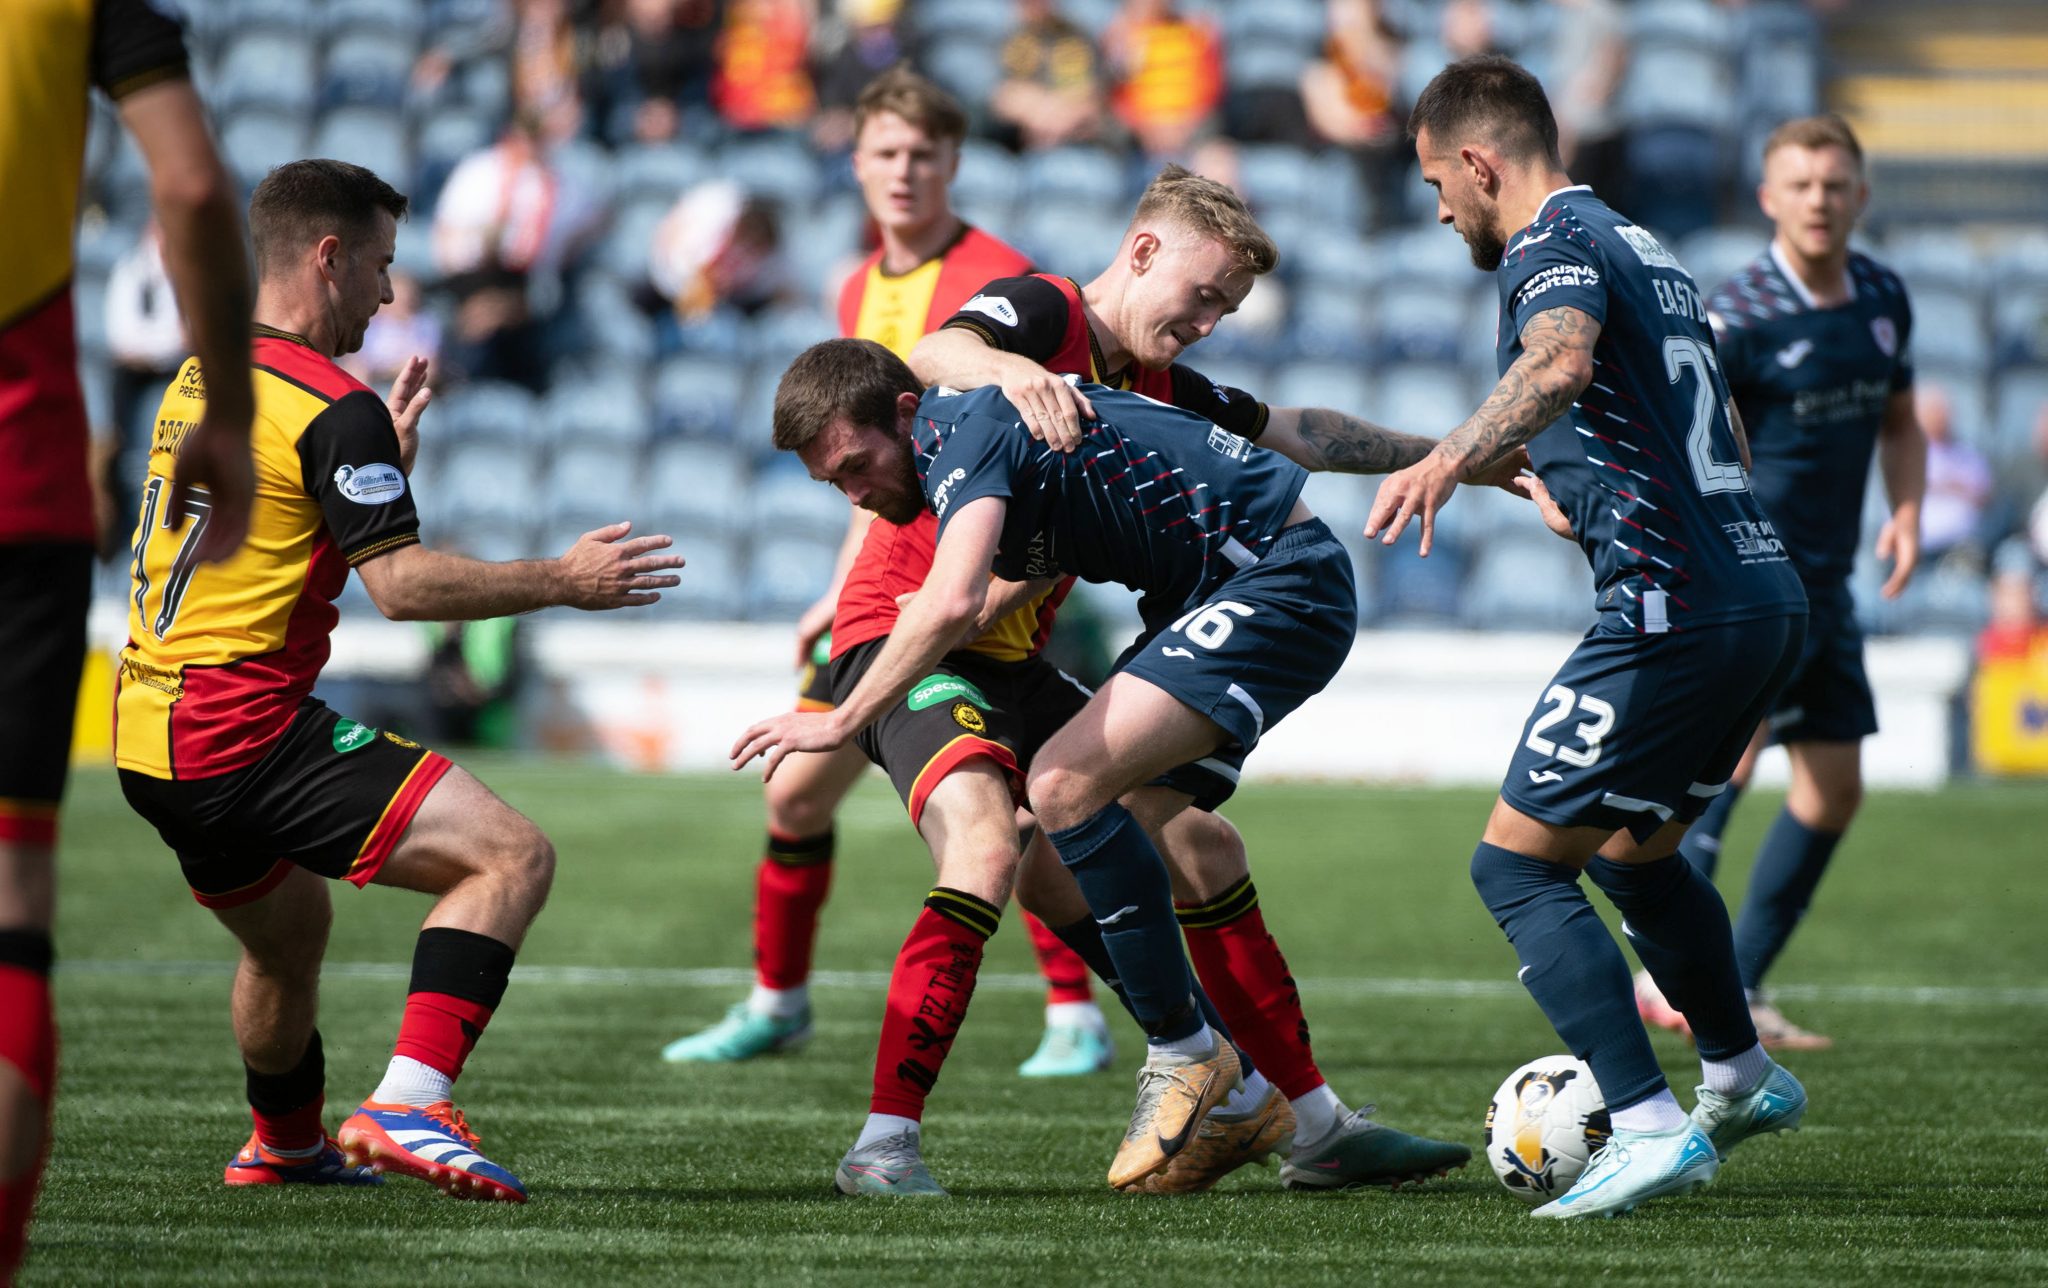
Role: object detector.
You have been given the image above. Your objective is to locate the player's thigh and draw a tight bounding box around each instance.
[1026,671,1228,828]
[761,742,870,836]
[1768,601,1878,748]
[372,762,552,899]
[914,759,1026,905]
[0,543,91,926]
[834,639,1029,830]
[209,864,333,973]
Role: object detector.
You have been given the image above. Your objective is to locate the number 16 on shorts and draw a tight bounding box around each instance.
[1160,600,1255,658]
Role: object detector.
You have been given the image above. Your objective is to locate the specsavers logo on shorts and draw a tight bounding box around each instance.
[334,462,407,505]
[332,719,378,753]
[908,674,989,712]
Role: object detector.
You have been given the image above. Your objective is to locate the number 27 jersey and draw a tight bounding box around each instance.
[1495,187,1805,633]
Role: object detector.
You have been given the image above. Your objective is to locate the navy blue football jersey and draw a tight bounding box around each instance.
[1493,186,1806,632]
[1707,246,1914,592]
[913,382,1308,617]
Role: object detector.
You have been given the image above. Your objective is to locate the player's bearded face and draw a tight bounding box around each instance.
[810,421,924,524]
[1418,132,1506,271]
[331,212,398,356]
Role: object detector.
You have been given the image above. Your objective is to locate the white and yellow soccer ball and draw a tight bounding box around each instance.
[1483,1055,1612,1203]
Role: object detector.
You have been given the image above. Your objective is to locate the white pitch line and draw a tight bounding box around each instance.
[56,959,2048,1008]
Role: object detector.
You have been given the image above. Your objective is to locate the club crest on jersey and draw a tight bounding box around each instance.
[334,462,406,505]
[1870,316,1898,357]
[959,294,1018,327]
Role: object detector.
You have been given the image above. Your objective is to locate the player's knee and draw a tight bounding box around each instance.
[511,826,557,910]
[1024,763,1098,834]
[241,901,331,981]
[764,773,835,838]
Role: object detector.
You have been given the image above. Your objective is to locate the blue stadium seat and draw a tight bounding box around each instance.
[924,36,1005,114]
[1368,365,1473,437]
[1064,0,1117,37]
[1462,536,1598,633]
[1882,228,1988,295]
[1018,202,1127,284]
[747,533,840,619]
[321,32,417,110]
[309,108,414,188]
[1904,286,1989,373]
[1226,39,1311,95]
[323,0,428,41]
[655,532,746,619]
[717,136,820,214]
[1737,4,1822,124]
[216,31,318,114]
[749,459,849,542]
[226,0,319,36]
[1023,146,1128,209]
[785,193,866,297]
[1621,44,1735,133]
[1288,286,1373,362]
[1369,225,1474,289]
[1298,472,1373,540]
[1271,360,1373,418]
[1290,232,1378,294]
[653,355,746,442]
[432,381,538,447]
[645,439,750,533]
[1366,281,1469,365]
[574,273,658,366]
[1991,367,2048,466]
[614,142,711,207]
[599,193,672,282]
[1993,285,2048,370]
[220,110,311,190]
[954,140,1023,213]
[1371,539,1471,627]
[917,0,1012,43]
[1222,0,1324,50]
[1629,0,1736,51]
[541,442,645,528]
[435,440,541,528]
[545,373,653,447]
[741,306,837,364]
[1677,227,1766,295]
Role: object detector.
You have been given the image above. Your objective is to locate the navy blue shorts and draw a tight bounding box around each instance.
[1767,595,1876,745]
[1114,519,1357,810]
[1501,613,1805,842]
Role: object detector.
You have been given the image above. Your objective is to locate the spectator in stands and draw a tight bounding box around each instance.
[583,0,725,147]
[1300,0,1407,219]
[343,269,443,392]
[1547,0,1630,208]
[711,0,816,134]
[412,0,592,141]
[647,178,787,330]
[1440,0,1500,60]
[991,0,1107,152]
[811,0,912,154]
[433,114,606,389]
[1917,382,1994,568]
[100,219,186,552]
[1102,0,1224,160]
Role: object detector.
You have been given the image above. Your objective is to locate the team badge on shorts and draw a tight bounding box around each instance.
[332,719,378,754]
[952,703,987,734]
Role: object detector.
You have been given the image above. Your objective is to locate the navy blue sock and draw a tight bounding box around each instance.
[1470,842,1668,1113]
[1048,914,1255,1078]
[1047,805,1202,1044]
[1585,854,1760,1061]
[1677,782,1744,881]
[1731,808,1843,993]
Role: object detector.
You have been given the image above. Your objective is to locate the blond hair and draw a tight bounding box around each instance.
[1128,164,1279,277]
[1762,114,1864,170]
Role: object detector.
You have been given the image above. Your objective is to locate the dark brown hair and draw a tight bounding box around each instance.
[248,159,409,276]
[1407,55,1561,165]
[772,339,921,452]
[853,65,969,148]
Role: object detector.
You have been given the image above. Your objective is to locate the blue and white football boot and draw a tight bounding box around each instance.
[1531,1121,1719,1219]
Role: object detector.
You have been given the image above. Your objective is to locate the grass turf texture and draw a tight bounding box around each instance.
[26,757,2048,1286]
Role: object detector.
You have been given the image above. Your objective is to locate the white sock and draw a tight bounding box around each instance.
[1046,1000,1107,1033]
[1220,1069,1273,1117]
[1146,1023,1215,1063]
[1701,1042,1771,1096]
[854,1113,920,1151]
[1609,1089,1689,1134]
[748,982,808,1019]
[371,1055,452,1108]
[1289,1083,1347,1147]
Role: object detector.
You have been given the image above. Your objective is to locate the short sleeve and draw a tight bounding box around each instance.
[297,391,422,564]
[1501,237,1608,335]
[1890,290,1915,393]
[1167,364,1270,440]
[937,275,1074,362]
[92,0,189,99]
[925,412,1025,540]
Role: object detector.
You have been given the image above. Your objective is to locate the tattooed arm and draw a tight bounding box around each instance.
[1258,407,1440,474]
[1363,305,1600,556]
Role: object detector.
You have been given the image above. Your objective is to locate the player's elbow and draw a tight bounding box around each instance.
[906,331,952,386]
[356,553,426,621]
[1550,349,1596,397]
[150,153,237,223]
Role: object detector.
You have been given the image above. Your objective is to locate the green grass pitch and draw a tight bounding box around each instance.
[24,758,2048,1286]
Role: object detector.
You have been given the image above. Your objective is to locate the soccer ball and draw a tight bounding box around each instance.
[1483,1055,1612,1203]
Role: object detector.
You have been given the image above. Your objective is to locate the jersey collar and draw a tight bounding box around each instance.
[1534,184,1594,223]
[1768,239,1854,311]
[253,321,316,348]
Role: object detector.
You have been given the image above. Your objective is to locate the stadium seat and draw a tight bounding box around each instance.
[747,533,840,619]
[433,381,539,448]
[1990,367,2048,466]
[749,458,850,542]
[1022,146,1128,210]
[645,439,750,533]
[1371,539,1471,627]
[220,110,312,190]
[225,0,318,36]
[1018,202,1127,284]
[917,0,1012,43]
[954,140,1023,213]
[1368,225,1474,289]
[717,136,821,215]
[1624,126,1725,242]
[1290,232,1379,295]
[1366,281,1469,365]
[1622,45,1735,134]
[1461,536,1598,633]
[545,372,654,447]
[600,193,674,282]
[1288,286,1373,362]
[322,0,428,41]
[435,440,542,529]
[215,31,318,114]
[1993,285,2048,370]
[1904,286,1990,373]
[1914,364,1993,450]
[574,273,658,366]
[653,355,745,441]
[741,307,838,364]
[1883,227,1988,295]
[1299,472,1374,541]
[784,193,866,296]
[1271,360,1373,419]
[1226,40,1312,99]
[1628,0,1736,51]
[1737,7,1822,124]
[924,36,1005,114]
[614,141,710,209]
[656,532,746,619]
[309,108,414,189]
[541,442,646,528]
[70,274,108,365]
[1369,364,1474,438]
[320,31,417,110]
[1222,0,1324,50]
[1677,227,1766,295]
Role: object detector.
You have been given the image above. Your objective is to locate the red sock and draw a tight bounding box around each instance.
[1178,879,1326,1100]
[1023,911,1094,1005]
[869,890,999,1120]
[391,928,515,1083]
[0,938,56,1284]
[754,831,834,990]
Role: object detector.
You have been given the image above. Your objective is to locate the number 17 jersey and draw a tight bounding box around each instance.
[1494,186,1804,632]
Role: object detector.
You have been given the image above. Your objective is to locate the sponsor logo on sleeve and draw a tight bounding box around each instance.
[1206,425,1252,461]
[334,463,407,505]
[930,466,967,516]
[332,719,378,753]
[1512,262,1601,310]
[959,294,1019,327]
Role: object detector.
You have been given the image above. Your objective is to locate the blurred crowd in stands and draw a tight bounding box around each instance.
[73,0,2048,653]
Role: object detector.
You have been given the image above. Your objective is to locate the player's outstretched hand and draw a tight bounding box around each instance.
[168,410,255,564]
[556,521,685,609]
[386,355,432,475]
[1876,510,1921,599]
[1511,470,1577,540]
[731,710,847,781]
[1364,453,1460,556]
[1002,368,1095,453]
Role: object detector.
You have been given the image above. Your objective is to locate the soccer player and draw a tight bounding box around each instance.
[2,3,254,1277]
[659,67,1111,1077]
[909,165,1479,1192]
[1366,57,1813,1218]
[1636,115,1924,1051]
[738,340,1359,1193]
[116,160,684,1204]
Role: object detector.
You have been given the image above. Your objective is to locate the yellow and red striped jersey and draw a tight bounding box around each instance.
[115,328,421,779]
[835,225,1032,362]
